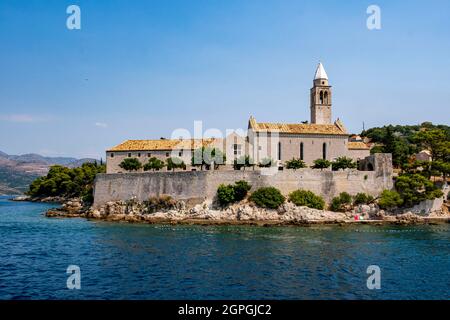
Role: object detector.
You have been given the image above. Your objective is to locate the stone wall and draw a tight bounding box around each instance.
[93,154,393,209]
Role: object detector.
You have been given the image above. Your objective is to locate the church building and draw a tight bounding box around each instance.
[106,63,370,173]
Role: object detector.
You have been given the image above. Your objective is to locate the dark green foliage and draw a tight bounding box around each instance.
[249,187,285,209]
[288,190,325,210]
[332,157,357,171]
[362,123,450,170]
[166,157,186,171]
[143,157,165,171]
[329,192,353,212]
[395,173,444,207]
[119,158,142,171]
[27,163,106,204]
[378,190,403,209]
[233,155,254,171]
[233,180,252,201]
[285,158,306,170]
[312,159,331,169]
[216,180,252,206]
[192,147,226,170]
[258,157,275,168]
[353,193,374,205]
[217,184,236,206]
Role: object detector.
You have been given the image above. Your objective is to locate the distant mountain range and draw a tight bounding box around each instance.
[0,151,98,195]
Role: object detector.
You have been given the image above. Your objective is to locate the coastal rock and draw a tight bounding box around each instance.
[12,195,31,201]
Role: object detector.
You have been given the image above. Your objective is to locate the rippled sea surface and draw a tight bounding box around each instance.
[0,196,449,300]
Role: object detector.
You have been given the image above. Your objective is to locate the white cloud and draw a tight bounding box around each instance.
[0,114,48,123]
[95,122,108,128]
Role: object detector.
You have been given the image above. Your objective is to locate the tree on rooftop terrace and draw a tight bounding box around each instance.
[119,158,142,172]
[166,157,186,172]
[191,147,226,170]
[143,157,165,172]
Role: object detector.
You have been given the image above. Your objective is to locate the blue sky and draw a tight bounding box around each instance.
[0,0,449,159]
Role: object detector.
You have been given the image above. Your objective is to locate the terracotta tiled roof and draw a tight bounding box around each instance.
[108,139,216,152]
[348,141,371,150]
[248,116,348,135]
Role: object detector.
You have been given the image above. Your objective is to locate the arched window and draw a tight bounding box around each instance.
[300,142,304,160]
[278,142,282,161]
[322,143,327,160]
[324,91,328,104]
[319,91,324,104]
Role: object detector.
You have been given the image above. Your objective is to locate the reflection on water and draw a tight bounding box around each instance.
[0,196,449,300]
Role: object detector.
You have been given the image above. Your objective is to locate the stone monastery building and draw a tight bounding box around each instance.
[106,63,370,174]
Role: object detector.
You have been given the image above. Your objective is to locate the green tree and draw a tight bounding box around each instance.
[216,180,252,206]
[143,157,165,171]
[249,187,285,209]
[27,162,106,204]
[166,157,186,172]
[217,184,236,206]
[258,157,275,168]
[119,158,142,171]
[288,190,325,210]
[233,155,255,171]
[285,158,306,170]
[332,157,357,171]
[378,190,403,210]
[192,147,226,170]
[312,159,331,169]
[329,192,353,212]
[395,173,443,207]
[353,193,374,205]
[233,180,252,201]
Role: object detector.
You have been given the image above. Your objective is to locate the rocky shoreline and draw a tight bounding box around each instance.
[42,197,450,226]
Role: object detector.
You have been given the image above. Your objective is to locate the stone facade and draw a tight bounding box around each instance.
[94,154,393,209]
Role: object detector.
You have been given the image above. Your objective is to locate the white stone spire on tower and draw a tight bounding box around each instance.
[314,62,328,80]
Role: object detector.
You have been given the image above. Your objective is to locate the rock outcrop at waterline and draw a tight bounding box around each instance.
[45,197,450,225]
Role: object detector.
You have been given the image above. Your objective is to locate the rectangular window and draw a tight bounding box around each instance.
[179,151,183,157]
[166,152,170,157]
[110,153,114,158]
[148,153,152,157]
[138,153,141,157]
[128,153,131,158]
[233,144,242,156]
[278,142,281,161]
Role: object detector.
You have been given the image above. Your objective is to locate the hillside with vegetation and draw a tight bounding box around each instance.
[0,150,98,195]
[26,162,106,204]
[361,122,449,207]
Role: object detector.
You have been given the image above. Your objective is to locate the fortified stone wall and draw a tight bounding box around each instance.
[93,154,393,208]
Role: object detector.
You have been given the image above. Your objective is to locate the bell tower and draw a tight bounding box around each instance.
[310,62,332,124]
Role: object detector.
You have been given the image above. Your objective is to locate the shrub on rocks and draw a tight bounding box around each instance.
[288,190,325,210]
[249,187,285,209]
[233,180,252,201]
[217,180,252,206]
[217,184,236,206]
[353,193,374,205]
[330,192,353,212]
[378,190,403,210]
